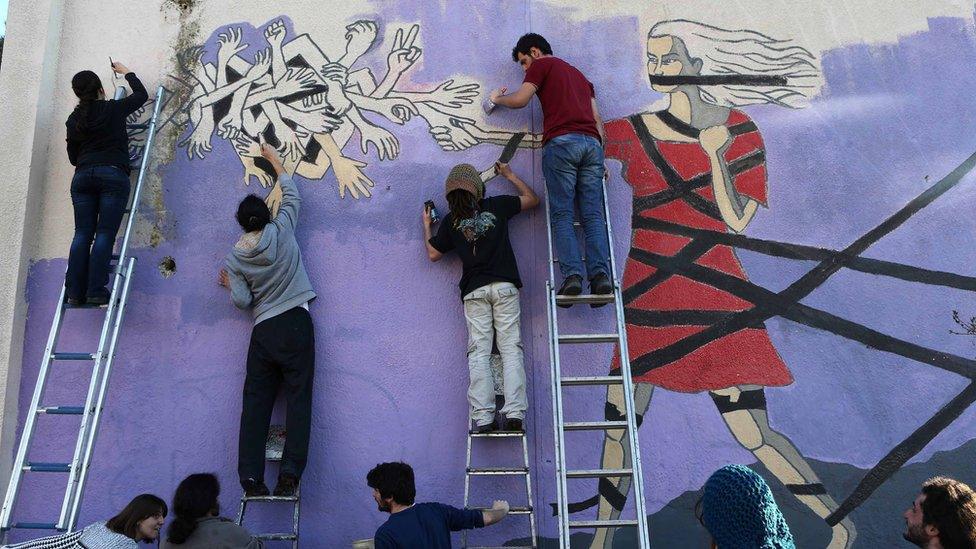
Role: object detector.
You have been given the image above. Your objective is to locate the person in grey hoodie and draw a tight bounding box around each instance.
[219,143,315,498]
[2,493,167,548]
[161,473,263,549]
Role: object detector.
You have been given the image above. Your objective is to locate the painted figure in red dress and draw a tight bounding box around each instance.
[580,20,856,548]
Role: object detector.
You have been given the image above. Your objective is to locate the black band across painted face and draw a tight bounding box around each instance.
[648,74,788,86]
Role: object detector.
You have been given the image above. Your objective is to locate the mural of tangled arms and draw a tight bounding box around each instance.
[170,17,491,209]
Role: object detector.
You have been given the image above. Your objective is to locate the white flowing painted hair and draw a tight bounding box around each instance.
[649,19,822,108]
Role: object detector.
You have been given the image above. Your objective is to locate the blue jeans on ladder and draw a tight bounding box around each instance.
[66,165,131,302]
[541,133,610,281]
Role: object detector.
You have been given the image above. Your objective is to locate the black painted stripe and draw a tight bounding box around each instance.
[787,483,827,495]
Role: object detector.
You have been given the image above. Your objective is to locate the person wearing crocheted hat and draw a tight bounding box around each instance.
[423,161,539,434]
[700,464,795,549]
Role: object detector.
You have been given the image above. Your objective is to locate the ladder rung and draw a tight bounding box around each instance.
[37,406,85,415]
[554,294,615,305]
[563,421,628,431]
[467,467,528,475]
[51,352,95,361]
[469,431,524,438]
[566,468,632,478]
[558,333,618,344]
[561,376,623,386]
[469,547,535,549]
[254,533,298,540]
[569,519,639,528]
[64,302,107,310]
[11,522,62,530]
[470,506,533,514]
[24,462,71,473]
[241,495,299,502]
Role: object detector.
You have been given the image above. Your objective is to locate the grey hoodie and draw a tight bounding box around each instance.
[225,175,316,325]
[159,517,263,549]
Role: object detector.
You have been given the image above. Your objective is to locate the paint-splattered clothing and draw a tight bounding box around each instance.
[603,110,793,391]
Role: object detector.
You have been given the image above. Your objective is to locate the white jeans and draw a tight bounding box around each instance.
[463,281,527,425]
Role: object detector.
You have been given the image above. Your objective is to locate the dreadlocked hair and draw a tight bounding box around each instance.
[447,189,478,228]
[71,70,104,133]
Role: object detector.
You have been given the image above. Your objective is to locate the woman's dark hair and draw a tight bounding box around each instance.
[511,33,553,61]
[920,477,976,548]
[105,493,167,541]
[447,189,477,228]
[236,194,272,232]
[367,462,416,506]
[70,70,104,133]
[167,473,221,545]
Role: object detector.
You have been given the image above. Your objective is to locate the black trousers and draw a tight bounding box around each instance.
[238,306,315,482]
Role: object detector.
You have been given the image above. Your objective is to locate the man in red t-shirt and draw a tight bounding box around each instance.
[488,33,612,304]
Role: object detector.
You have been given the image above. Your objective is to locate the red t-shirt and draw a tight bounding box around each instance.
[523,56,599,143]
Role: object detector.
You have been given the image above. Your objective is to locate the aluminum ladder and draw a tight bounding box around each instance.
[462,425,537,549]
[236,425,300,548]
[544,180,651,548]
[0,85,167,539]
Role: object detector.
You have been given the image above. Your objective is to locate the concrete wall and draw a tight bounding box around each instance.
[2,0,976,546]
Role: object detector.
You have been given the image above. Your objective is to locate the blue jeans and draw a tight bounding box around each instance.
[66,166,131,301]
[541,133,610,280]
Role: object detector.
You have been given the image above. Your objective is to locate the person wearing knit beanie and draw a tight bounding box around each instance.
[423,161,539,434]
[700,464,795,549]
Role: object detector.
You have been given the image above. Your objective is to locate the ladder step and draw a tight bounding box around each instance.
[569,519,639,529]
[561,376,623,386]
[469,546,535,549]
[554,294,615,305]
[563,421,629,431]
[469,431,525,438]
[241,495,299,502]
[37,406,85,415]
[11,522,61,530]
[558,333,618,344]
[566,468,632,478]
[254,533,298,540]
[51,352,95,361]
[467,467,528,475]
[24,462,71,473]
[64,302,108,310]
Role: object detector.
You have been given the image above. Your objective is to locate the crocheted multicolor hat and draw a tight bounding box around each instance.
[701,464,795,549]
[444,163,484,201]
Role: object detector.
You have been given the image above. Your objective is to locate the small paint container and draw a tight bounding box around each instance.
[425,200,440,224]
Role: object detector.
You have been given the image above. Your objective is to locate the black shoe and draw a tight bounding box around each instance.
[241,477,270,497]
[470,422,496,434]
[65,296,85,307]
[503,418,524,432]
[86,293,110,306]
[557,275,583,308]
[274,473,299,497]
[590,273,613,308]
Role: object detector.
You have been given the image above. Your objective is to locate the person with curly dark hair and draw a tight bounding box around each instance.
[904,477,976,549]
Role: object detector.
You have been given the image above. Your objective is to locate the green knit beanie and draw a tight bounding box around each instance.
[444,163,484,200]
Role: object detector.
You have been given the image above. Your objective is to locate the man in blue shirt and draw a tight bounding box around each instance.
[368,462,511,548]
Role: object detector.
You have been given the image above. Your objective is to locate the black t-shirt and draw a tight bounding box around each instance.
[429,195,523,298]
[66,72,148,174]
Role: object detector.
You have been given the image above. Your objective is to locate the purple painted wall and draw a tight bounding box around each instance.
[12,4,976,547]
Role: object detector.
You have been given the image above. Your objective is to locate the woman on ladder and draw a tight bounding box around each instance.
[64,60,147,306]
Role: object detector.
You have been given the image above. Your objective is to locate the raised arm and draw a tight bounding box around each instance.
[259,143,301,231]
[495,162,539,210]
[489,83,537,109]
[110,62,149,116]
[700,125,758,233]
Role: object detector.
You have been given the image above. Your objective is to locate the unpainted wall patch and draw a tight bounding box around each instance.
[158,256,177,278]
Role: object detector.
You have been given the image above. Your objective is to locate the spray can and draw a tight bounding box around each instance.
[482,96,497,115]
[424,200,440,224]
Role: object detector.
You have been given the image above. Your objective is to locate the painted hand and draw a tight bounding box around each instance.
[217,112,243,140]
[284,101,342,134]
[359,122,400,160]
[233,134,261,158]
[423,79,480,109]
[264,19,286,47]
[344,20,379,62]
[274,67,319,97]
[699,125,731,154]
[217,27,247,61]
[372,96,418,125]
[321,64,353,115]
[429,121,478,152]
[278,127,309,163]
[333,155,374,199]
[245,49,272,81]
[386,25,421,75]
[181,119,214,160]
[243,159,274,188]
